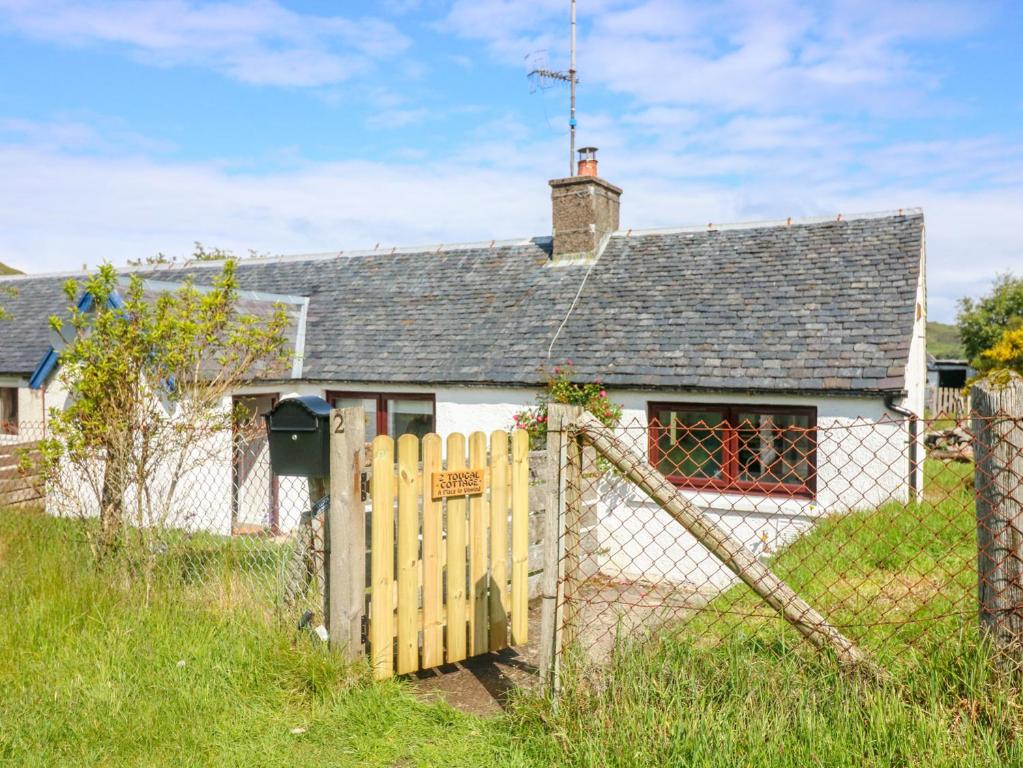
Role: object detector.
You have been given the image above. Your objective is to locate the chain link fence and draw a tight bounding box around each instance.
[6,399,1023,678]
[2,418,330,624]
[548,409,1023,673]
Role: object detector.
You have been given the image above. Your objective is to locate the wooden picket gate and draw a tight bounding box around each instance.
[367,428,530,679]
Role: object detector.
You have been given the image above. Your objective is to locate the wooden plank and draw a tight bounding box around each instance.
[511,428,529,645]
[538,403,581,694]
[0,465,39,481]
[468,431,489,656]
[396,434,420,675]
[370,434,395,679]
[0,487,43,506]
[421,434,444,668]
[488,430,509,651]
[327,407,365,658]
[445,433,468,663]
[0,476,42,494]
[561,430,582,649]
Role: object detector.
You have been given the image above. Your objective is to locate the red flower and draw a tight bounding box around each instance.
[599,390,606,397]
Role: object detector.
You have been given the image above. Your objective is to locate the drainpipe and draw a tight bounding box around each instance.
[884,394,918,498]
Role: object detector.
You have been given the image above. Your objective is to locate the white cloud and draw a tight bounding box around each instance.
[446,0,984,113]
[365,108,431,130]
[0,0,409,86]
[0,123,1019,322]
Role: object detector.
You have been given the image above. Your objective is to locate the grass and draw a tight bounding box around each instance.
[519,460,1023,767]
[928,320,965,359]
[0,512,532,767]
[2,459,1022,767]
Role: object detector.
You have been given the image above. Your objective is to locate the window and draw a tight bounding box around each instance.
[327,392,435,441]
[648,403,816,497]
[0,388,17,435]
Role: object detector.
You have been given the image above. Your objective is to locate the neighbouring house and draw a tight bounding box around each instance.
[926,355,974,416]
[0,151,926,588]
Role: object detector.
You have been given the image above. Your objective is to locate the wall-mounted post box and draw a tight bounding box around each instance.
[263,396,332,477]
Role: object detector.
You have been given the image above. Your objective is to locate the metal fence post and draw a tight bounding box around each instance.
[972,374,1023,665]
[328,405,366,658]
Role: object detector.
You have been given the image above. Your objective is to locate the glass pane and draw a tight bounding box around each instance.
[652,409,725,480]
[388,398,434,440]
[332,396,378,442]
[736,412,812,485]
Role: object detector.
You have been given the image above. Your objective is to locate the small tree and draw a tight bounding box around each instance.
[38,261,290,569]
[512,363,622,450]
[957,273,1023,364]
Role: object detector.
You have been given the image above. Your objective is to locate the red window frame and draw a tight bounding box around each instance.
[325,391,436,438]
[647,402,818,498]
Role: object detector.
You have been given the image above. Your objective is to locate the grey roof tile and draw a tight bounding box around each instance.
[0,213,923,394]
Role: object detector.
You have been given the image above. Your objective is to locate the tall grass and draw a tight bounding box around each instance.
[3,456,1021,767]
[0,511,532,767]
[506,459,1023,767]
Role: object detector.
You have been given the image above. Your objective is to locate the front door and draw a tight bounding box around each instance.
[232,394,278,534]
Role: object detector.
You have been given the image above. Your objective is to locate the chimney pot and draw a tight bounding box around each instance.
[577,146,599,177]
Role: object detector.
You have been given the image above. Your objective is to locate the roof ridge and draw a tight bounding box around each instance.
[0,208,922,283]
[0,236,555,283]
[613,208,923,238]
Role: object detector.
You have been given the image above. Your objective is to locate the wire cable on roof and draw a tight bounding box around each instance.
[546,234,626,362]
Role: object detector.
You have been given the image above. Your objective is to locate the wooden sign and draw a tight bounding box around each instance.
[431,469,485,500]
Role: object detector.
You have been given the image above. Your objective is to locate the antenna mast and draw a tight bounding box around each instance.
[569,0,576,177]
[527,0,579,176]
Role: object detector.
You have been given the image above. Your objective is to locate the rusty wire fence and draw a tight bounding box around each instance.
[1,418,329,625]
[549,410,1023,674]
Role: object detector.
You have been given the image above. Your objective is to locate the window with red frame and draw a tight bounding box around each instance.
[648,403,817,497]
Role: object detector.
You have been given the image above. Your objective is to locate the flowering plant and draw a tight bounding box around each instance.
[512,362,623,450]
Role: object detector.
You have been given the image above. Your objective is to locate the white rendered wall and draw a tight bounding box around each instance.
[595,390,912,590]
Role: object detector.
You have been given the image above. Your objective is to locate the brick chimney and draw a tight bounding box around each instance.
[549,147,622,263]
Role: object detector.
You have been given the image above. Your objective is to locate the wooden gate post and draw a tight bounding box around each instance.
[972,374,1023,664]
[327,406,366,658]
[538,403,584,694]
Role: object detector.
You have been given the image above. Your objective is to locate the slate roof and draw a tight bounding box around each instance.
[0,210,924,395]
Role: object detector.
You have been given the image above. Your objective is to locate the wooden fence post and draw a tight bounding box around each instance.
[538,403,583,695]
[328,406,366,658]
[972,374,1023,664]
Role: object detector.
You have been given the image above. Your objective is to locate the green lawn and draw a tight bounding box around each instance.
[2,460,1021,767]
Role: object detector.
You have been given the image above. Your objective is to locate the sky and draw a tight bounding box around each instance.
[0,0,1020,321]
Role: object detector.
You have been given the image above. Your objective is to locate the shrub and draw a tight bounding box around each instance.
[512,363,622,450]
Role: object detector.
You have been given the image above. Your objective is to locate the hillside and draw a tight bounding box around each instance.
[927,320,964,359]
[0,261,22,276]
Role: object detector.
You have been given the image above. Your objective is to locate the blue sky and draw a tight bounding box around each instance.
[0,0,1020,321]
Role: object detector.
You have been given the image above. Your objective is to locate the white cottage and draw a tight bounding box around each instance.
[0,152,926,585]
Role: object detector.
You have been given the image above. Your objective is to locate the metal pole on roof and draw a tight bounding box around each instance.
[569,0,577,177]
[526,0,579,177]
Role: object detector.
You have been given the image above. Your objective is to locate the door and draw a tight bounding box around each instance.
[232,394,278,534]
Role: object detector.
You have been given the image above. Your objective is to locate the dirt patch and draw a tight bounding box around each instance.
[410,579,708,716]
[410,602,542,717]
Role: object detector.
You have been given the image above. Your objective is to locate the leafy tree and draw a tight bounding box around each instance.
[957,273,1023,364]
[36,261,290,566]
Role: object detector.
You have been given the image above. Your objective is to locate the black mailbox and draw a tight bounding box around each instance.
[263,396,332,477]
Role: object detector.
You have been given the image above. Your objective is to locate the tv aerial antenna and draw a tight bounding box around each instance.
[528,0,577,176]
